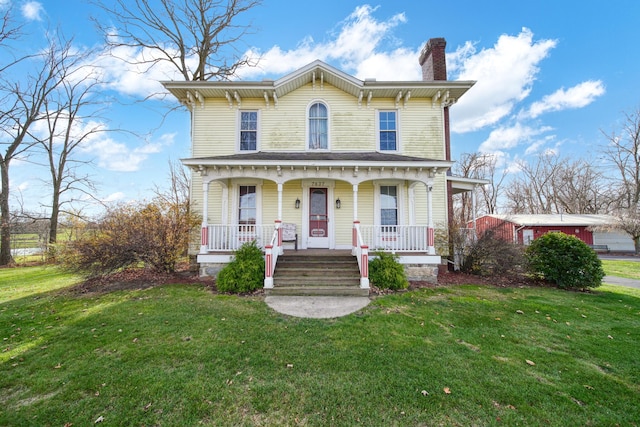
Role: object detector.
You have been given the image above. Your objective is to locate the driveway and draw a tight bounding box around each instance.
[600,254,640,289]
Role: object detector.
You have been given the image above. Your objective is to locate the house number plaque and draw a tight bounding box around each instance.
[311,181,325,187]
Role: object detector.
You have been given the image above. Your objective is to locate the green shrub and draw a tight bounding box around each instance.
[369,251,408,290]
[525,232,604,289]
[216,241,265,293]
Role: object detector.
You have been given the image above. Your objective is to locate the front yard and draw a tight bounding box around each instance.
[1,265,639,426]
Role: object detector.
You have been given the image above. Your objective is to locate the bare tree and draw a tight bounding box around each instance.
[0,34,69,265]
[0,5,26,73]
[91,0,261,82]
[36,43,106,245]
[453,152,507,224]
[600,107,640,253]
[504,153,608,215]
[601,108,640,210]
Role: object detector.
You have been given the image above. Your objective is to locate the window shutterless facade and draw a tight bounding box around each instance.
[378,110,397,151]
[239,111,258,151]
[308,102,328,150]
[238,185,257,225]
[380,185,398,226]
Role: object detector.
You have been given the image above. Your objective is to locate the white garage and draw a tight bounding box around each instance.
[593,231,636,252]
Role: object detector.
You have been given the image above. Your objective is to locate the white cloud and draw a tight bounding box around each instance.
[237,5,415,80]
[80,135,164,172]
[103,192,126,203]
[523,80,605,118]
[479,123,553,153]
[21,1,44,21]
[82,131,175,172]
[449,28,557,133]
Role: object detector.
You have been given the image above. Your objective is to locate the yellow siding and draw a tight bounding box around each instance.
[191,83,446,157]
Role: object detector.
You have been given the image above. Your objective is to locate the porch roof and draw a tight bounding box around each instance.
[183,151,453,185]
[183,151,448,165]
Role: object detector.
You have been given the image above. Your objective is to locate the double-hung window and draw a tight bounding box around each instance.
[240,111,258,151]
[238,185,256,229]
[308,102,328,150]
[380,185,398,229]
[378,111,397,151]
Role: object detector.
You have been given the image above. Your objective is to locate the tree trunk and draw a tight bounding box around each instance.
[49,183,61,245]
[635,236,640,255]
[0,160,14,266]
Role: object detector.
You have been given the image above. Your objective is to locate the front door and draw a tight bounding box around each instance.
[308,187,329,248]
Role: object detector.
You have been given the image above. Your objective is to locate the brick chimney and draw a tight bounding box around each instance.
[419,38,447,81]
[420,38,455,260]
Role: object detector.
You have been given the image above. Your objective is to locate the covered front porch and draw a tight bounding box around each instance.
[184,152,452,288]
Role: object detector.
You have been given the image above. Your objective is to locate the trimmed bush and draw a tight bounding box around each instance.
[216,241,265,293]
[369,251,408,290]
[526,232,604,289]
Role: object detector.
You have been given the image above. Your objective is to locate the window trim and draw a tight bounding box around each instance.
[306,100,330,151]
[237,110,260,152]
[232,180,263,226]
[373,181,404,226]
[376,109,399,152]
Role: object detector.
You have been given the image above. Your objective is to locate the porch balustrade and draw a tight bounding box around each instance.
[358,225,433,252]
[203,224,276,252]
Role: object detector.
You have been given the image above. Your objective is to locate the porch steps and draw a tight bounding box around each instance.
[268,253,368,297]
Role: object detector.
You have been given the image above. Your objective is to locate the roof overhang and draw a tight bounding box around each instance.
[162,60,475,107]
[447,175,490,195]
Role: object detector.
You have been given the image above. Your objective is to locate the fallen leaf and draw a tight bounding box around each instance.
[286,363,294,368]
[516,310,524,315]
[132,338,138,343]
[584,384,594,390]
[94,416,104,423]
[54,363,62,369]
[144,402,152,411]
[421,390,429,396]
[443,387,451,394]
[607,335,614,339]
[581,314,587,318]
[525,359,536,366]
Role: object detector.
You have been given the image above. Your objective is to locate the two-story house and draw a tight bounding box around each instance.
[163,37,478,290]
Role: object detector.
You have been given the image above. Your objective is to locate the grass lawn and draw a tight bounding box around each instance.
[601,259,640,280]
[1,266,639,426]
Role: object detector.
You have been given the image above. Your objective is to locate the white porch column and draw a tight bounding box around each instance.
[277,183,283,220]
[472,184,478,236]
[426,183,435,255]
[352,184,359,221]
[200,181,210,253]
[277,183,284,255]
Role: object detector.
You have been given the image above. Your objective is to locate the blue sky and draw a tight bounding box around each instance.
[3,0,640,215]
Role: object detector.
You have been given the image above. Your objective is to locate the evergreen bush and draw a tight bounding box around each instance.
[216,241,265,293]
[369,251,409,290]
[526,232,604,289]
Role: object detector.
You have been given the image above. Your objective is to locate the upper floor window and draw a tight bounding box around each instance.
[308,102,328,150]
[378,111,397,151]
[240,111,258,151]
[380,185,398,226]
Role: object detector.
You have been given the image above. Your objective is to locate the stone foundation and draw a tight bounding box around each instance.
[200,263,226,277]
[403,263,439,283]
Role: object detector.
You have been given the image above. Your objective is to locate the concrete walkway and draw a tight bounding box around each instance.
[265,296,370,319]
[604,276,640,289]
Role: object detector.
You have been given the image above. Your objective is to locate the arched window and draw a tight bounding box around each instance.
[308,102,328,150]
